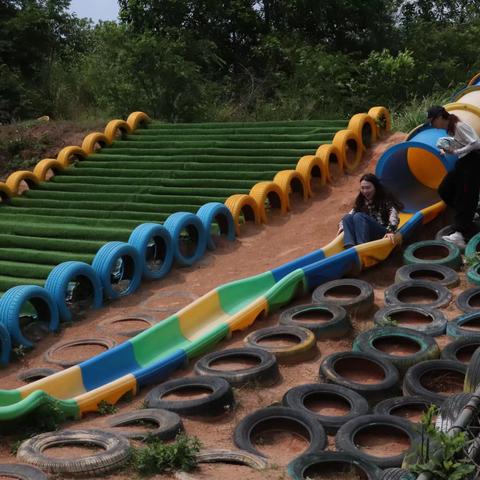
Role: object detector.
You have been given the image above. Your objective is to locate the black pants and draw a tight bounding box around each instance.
[438,150,480,238]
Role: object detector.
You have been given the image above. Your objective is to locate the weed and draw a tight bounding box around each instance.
[12,344,28,359]
[97,400,118,415]
[130,433,201,475]
[9,439,22,455]
[377,315,398,327]
[464,252,480,268]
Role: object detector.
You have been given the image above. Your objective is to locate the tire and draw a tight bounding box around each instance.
[335,414,420,469]
[456,287,480,313]
[395,264,459,288]
[465,231,480,259]
[196,449,268,470]
[402,240,462,270]
[144,376,234,416]
[0,464,47,480]
[384,280,452,309]
[163,212,207,267]
[465,345,480,393]
[44,337,116,368]
[435,393,474,432]
[0,322,11,367]
[194,347,279,387]
[0,285,59,348]
[441,335,480,363]
[381,467,416,480]
[467,262,480,286]
[17,429,130,476]
[44,261,103,322]
[447,312,480,338]
[244,325,316,363]
[282,383,369,434]
[312,279,374,314]
[403,360,467,404]
[352,326,440,375]
[374,305,447,337]
[17,367,61,383]
[106,408,183,441]
[373,395,441,421]
[287,451,383,480]
[128,223,174,280]
[319,351,400,404]
[233,406,327,458]
[97,315,156,338]
[279,303,351,339]
[92,241,143,299]
[197,202,235,250]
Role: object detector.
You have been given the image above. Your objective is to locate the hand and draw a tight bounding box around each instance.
[439,148,446,156]
[384,233,395,244]
[337,228,343,236]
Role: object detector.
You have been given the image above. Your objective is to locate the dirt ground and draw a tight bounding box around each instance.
[0,131,471,479]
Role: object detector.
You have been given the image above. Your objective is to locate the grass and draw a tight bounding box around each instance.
[97,400,118,415]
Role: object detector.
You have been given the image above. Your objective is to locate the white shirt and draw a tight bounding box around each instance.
[451,121,480,158]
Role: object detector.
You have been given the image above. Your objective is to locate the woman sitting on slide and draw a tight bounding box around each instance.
[338,173,402,248]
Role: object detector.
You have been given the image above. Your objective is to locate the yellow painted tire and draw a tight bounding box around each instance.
[296,155,327,196]
[273,170,308,209]
[104,119,132,143]
[249,181,288,223]
[126,111,151,131]
[368,106,392,136]
[445,102,480,137]
[315,144,344,183]
[33,159,65,181]
[6,170,39,195]
[225,194,261,235]
[57,146,88,167]
[0,182,13,202]
[332,129,362,173]
[81,132,111,155]
[468,73,480,86]
[348,113,377,150]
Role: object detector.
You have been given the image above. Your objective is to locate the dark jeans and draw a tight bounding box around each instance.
[342,212,387,247]
[438,151,480,239]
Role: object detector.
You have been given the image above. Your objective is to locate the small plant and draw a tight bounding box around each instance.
[97,400,118,415]
[464,252,480,268]
[12,344,28,359]
[407,405,475,480]
[130,433,201,475]
[377,315,397,327]
[9,439,22,455]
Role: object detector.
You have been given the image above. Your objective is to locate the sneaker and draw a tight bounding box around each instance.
[442,231,466,249]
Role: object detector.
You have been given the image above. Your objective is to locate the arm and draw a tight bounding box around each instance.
[452,122,480,156]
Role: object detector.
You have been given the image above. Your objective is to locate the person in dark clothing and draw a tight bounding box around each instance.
[338,173,403,248]
[428,105,480,248]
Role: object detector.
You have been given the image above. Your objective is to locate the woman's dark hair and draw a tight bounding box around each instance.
[427,105,460,135]
[353,173,403,222]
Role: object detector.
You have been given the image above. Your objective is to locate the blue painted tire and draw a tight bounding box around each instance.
[92,241,142,299]
[163,212,207,267]
[0,322,11,366]
[45,261,103,322]
[197,202,235,250]
[467,263,480,286]
[446,312,480,338]
[128,223,174,280]
[0,285,59,348]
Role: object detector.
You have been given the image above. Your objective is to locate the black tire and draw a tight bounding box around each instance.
[352,326,440,375]
[196,449,268,470]
[312,279,374,313]
[279,303,351,339]
[243,325,316,363]
[441,335,480,364]
[395,264,459,288]
[335,414,420,468]
[465,345,480,393]
[456,287,480,313]
[106,408,183,441]
[384,280,452,309]
[144,376,234,416]
[381,467,416,480]
[373,395,440,423]
[97,315,156,338]
[194,347,279,387]
[374,305,447,337]
[435,224,456,242]
[17,367,61,384]
[319,351,400,404]
[446,312,480,338]
[233,406,327,459]
[287,451,383,480]
[16,429,130,476]
[44,337,116,368]
[403,239,462,270]
[282,383,369,434]
[403,360,467,404]
[435,393,474,433]
[0,464,47,480]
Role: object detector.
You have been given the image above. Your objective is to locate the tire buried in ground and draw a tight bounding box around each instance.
[282,383,369,434]
[446,312,480,338]
[384,280,452,309]
[17,367,62,384]
[97,315,156,338]
[441,335,480,364]
[233,406,327,459]
[395,264,459,288]
[456,287,480,313]
[335,414,419,468]
[0,464,48,480]
[16,429,131,476]
[196,449,268,470]
[194,347,279,387]
[402,240,462,270]
[279,303,351,339]
[373,395,440,423]
[144,376,234,416]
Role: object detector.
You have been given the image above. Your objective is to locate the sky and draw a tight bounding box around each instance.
[68,0,120,23]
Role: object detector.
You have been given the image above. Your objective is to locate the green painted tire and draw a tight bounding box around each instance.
[402,240,462,270]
